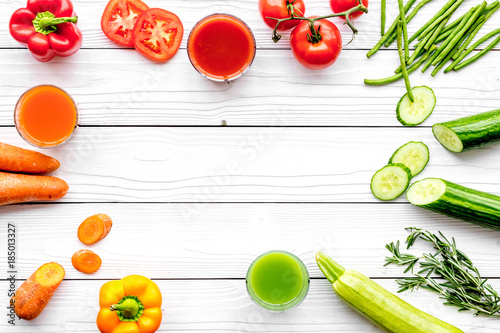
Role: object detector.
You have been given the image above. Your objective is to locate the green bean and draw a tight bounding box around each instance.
[384,0,434,47]
[452,28,500,71]
[408,0,458,44]
[381,0,386,35]
[364,46,437,85]
[450,16,486,60]
[417,0,465,40]
[432,2,486,66]
[445,16,498,72]
[434,28,453,44]
[407,29,433,65]
[440,2,495,35]
[431,32,467,76]
[367,0,417,57]
[397,0,410,60]
[396,48,426,73]
[421,7,473,72]
[452,3,499,60]
[424,14,451,50]
[397,21,414,101]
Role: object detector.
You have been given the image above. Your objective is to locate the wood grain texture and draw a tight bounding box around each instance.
[1,203,500,279]
[0,127,499,203]
[1,0,499,50]
[1,279,499,332]
[0,48,498,126]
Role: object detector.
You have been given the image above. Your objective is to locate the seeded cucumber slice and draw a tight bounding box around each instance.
[406,178,446,205]
[396,86,436,126]
[389,141,429,177]
[432,124,463,152]
[371,163,412,201]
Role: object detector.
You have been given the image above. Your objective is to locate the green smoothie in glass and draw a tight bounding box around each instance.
[246,251,309,311]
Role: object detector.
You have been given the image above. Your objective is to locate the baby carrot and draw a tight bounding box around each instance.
[0,172,68,205]
[0,142,60,174]
[72,249,102,274]
[11,262,65,320]
[78,214,113,245]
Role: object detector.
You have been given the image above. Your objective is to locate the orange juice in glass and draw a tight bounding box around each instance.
[14,85,78,148]
[188,14,256,82]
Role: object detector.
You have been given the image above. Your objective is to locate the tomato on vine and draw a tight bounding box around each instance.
[258,0,306,30]
[330,0,369,20]
[267,0,367,69]
[290,18,342,70]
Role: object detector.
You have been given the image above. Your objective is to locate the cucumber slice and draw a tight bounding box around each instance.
[407,178,500,230]
[389,141,429,177]
[396,86,436,126]
[432,109,500,153]
[371,163,412,201]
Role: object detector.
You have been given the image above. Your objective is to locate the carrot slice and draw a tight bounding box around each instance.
[78,214,113,245]
[72,249,102,274]
[0,142,60,174]
[12,262,65,320]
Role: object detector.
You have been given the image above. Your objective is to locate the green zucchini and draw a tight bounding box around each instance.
[432,109,500,152]
[396,86,436,126]
[389,141,429,177]
[407,178,500,230]
[316,252,464,333]
[370,163,412,200]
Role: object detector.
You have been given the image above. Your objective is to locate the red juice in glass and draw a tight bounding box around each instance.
[188,14,256,81]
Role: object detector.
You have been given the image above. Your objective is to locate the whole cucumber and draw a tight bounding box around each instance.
[432,109,500,152]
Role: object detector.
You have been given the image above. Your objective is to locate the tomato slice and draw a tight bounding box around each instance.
[132,8,184,62]
[101,0,149,47]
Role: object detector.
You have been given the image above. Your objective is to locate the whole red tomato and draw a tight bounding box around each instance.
[258,0,306,30]
[290,18,342,70]
[330,0,368,20]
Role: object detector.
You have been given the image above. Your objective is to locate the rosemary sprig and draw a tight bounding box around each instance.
[385,227,500,316]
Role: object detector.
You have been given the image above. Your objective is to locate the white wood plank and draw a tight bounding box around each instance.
[0,127,499,203]
[1,203,499,279]
[1,279,499,332]
[0,49,499,126]
[1,0,499,50]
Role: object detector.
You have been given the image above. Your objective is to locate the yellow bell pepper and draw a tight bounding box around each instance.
[97,275,162,333]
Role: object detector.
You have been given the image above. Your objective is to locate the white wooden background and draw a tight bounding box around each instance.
[1,0,500,331]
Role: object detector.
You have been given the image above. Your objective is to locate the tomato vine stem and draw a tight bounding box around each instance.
[268,0,368,44]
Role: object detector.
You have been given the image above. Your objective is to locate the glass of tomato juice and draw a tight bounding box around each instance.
[187,14,256,82]
[246,251,310,311]
[14,85,78,148]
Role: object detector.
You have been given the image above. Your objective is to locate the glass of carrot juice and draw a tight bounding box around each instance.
[187,14,256,82]
[14,85,78,148]
[246,251,310,311]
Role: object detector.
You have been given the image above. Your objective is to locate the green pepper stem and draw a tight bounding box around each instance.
[315,252,345,284]
[39,16,78,29]
[32,11,78,35]
[109,296,145,322]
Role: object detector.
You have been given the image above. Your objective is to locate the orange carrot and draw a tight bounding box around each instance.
[72,249,102,274]
[0,142,60,174]
[78,214,113,245]
[0,172,68,205]
[12,262,65,320]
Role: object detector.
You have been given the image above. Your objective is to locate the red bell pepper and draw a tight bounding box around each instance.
[9,0,82,62]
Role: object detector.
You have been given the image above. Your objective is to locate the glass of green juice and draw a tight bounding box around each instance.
[246,251,310,311]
